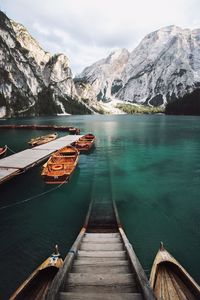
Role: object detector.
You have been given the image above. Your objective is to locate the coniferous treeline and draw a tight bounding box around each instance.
[165,89,200,115]
[116,103,164,114]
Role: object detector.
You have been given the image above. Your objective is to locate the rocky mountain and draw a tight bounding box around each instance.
[78,26,200,106]
[0,11,99,118]
[76,49,130,101]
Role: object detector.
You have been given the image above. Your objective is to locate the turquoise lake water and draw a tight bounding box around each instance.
[0,114,200,299]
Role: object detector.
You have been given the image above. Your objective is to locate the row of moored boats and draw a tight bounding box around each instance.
[41,133,95,184]
[0,133,95,184]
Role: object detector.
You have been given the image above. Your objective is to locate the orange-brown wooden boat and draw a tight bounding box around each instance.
[73,133,95,153]
[9,246,63,300]
[28,133,58,147]
[0,145,7,158]
[150,242,200,300]
[41,145,79,184]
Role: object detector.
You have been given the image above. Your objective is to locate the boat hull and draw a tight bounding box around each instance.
[0,145,7,158]
[9,253,63,300]
[73,134,95,153]
[150,245,200,300]
[41,146,79,184]
[28,133,58,147]
[42,174,70,184]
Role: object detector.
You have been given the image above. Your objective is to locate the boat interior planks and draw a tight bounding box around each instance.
[9,247,63,300]
[28,133,58,147]
[150,243,200,300]
[41,145,79,184]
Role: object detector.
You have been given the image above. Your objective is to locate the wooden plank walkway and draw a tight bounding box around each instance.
[0,135,83,184]
[46,197,156,300]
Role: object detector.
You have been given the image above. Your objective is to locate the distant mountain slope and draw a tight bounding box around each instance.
[77,26,200,107]
[76,49,130,101]
[0,11,98,117]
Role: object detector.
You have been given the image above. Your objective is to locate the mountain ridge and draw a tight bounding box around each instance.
[77,25,200,107]
[0,11,101,118]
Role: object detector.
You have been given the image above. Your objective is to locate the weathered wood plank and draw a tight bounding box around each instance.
[82,237,121,243]
[60,292,143,300]
[73,259,129,266]
[80,243,123,251]
[66,273,135,286]
[119,228,156,300]
[0,168,20,184]
[65,285,137,293]
[77,250,126,258]
[72,265,130,274]
[84,233,120,238]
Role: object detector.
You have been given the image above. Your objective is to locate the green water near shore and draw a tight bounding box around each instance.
[0,114,200,298]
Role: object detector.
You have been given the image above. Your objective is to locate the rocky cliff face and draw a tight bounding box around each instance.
[76,49,130,101]
[0,11,95,117]
[78,26,200,106]
[119,25,200,106]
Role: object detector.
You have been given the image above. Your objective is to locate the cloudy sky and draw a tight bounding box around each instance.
[1,0,200,75]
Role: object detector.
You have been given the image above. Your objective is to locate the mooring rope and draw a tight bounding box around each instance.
[7,145,16,154]
[0,180,67,211]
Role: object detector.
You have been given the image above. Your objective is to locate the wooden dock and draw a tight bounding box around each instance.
[0,135,83,185]
[0,124,80,133]
[46,197,156,300]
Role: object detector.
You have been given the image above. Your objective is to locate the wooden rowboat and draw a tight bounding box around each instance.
[28,133,58,147]
[0,145,7,158]
[9,246,63,300]
[73,133,95,153]
[150,242,200,300]
[69,127,80,135]
[41,145,79,184]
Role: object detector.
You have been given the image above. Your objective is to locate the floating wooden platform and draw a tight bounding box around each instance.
[0,124,80,133]
[0,135,83,185]
[46,197,156,300]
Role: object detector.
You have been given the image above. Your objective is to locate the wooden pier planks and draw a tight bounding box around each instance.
[0,149,53,169]
[32,136,82,151]
[0,135,83,184]
[46,199,156,300]
[0,168,20,182]
[49,232,152,300]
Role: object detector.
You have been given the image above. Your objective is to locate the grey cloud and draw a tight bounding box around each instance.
[1,0,200,73]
